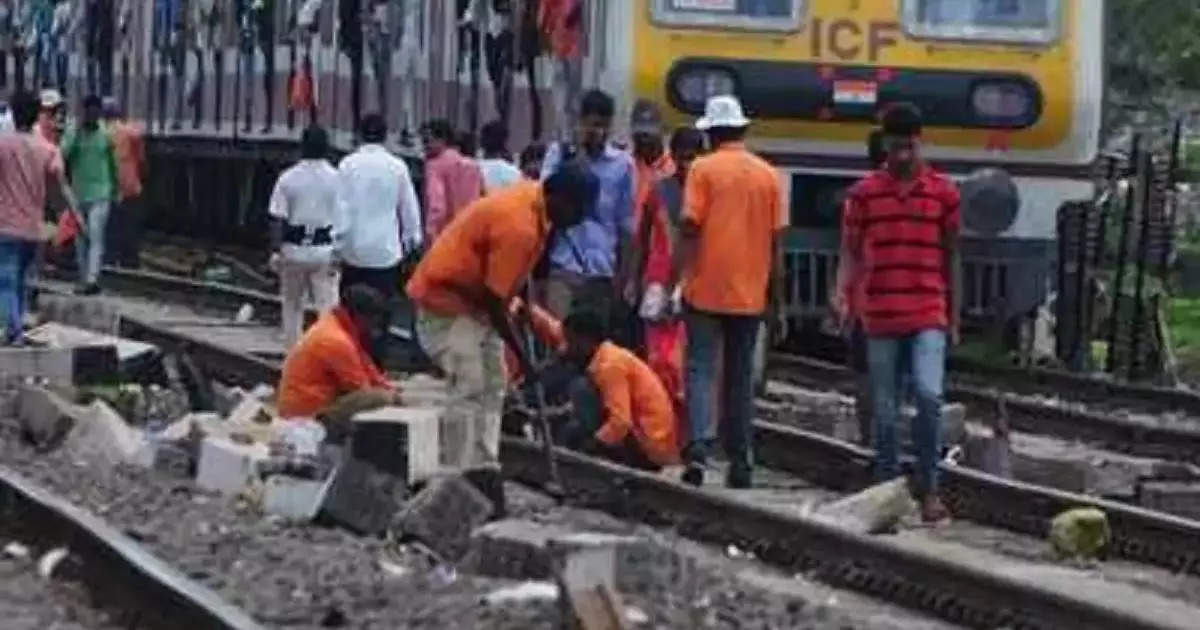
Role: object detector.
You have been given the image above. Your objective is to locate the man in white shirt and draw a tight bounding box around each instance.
[334,112,421,301]
[269,124,341,348]
[477,119,521,194]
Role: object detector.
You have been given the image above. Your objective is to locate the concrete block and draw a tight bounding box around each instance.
[25,322,158,378]
[395,475,493,562]
[352,406,441,483]
[1139,481,1200,520]
[319,457,409,536]
[196,436,270,495]
[263,474,333,521]
[462,519,644,585]
[549,539,626,630]
[960,425,1014,479]
[813,477,915,535]
[37,294,122,335]
[16,385,81,449]
[61,400,155,468]
[0,347,74,386]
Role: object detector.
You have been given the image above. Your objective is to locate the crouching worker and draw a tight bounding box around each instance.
[556,310,681,470]
[277,284,400,441]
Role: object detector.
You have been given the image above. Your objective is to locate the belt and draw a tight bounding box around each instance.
[282,223,333,246]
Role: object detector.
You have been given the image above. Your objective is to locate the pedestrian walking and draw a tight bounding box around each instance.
[334,112,421,301]
[837,103,960,524]
[269,125,341,349]
[35,88,61,145]
[539,88,635,325]
[671,95,784,489]
[630,99,675,225]
[405,162,592,517]
[0,90,73,343]
[477,119,521,194]
[420,118,483,242]
[102,96,145,268]
[62,93,117,295]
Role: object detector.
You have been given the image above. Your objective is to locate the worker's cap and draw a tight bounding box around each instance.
[695,94,750,131]
[39,89,63,109]
[101,96,121,117]
[630,99,664,136]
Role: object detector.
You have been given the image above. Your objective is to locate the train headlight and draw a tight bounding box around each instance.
[971,81,1038,127]
[671,66,738,114]
[961,168,1020,235]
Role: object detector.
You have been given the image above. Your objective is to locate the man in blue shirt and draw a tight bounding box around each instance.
[539,89,635,325]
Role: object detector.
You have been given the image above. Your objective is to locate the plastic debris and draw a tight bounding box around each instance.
[235,303,254,323]
[37,547,69,578]
[3,542,30,560]
[624,606,650,625]
[482,581,560,605]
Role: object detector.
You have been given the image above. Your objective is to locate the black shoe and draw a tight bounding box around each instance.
[726,465,753,489]
[681,462,705,487]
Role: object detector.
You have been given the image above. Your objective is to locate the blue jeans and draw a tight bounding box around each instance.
[684,308,761,471]
[75,200,112,286]
[0,237,35,343]
[867,329,946,497]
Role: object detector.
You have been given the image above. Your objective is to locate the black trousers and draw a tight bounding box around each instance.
[339,264,399,300]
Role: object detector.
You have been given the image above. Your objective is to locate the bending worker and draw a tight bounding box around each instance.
[405,163,592,516]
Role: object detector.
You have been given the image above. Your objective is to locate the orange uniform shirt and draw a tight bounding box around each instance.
[406,180,549,318]
[277,309,391,418]
[682,142,781,315]
[588,341,680,466]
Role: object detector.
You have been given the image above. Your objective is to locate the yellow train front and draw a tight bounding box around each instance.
[615,0,1103,326]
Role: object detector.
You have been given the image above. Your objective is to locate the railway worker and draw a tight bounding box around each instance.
[477,120,522,194]
[0,90,73,344]
[421,117,484,242]
[837,103,960,524]
[405,161,593,515]
[102,97,146,269]
[670,95,784,489]
[62,93,118,296]
[277,282,399,432]
[268,124,341,349]
[539,89,636,325]
[334,112,421,301]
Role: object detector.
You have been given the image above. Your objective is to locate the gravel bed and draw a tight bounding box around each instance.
[0,409,960,630]
[0,550,123,630]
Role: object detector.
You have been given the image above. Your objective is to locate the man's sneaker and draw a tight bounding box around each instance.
[681,462,705,487]
[920,494,951,524]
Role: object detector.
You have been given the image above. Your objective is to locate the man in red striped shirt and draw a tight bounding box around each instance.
[835,103,960,523]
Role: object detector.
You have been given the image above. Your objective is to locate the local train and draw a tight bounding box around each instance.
[2,0,1103,326]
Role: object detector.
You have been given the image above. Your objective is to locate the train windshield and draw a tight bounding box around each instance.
[902,0,1061,45]
[651,0,803,31]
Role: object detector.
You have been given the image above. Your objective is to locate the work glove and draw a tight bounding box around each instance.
[639,283,667,321]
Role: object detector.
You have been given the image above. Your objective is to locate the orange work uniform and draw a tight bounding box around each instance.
[277,308,391,418]
[587,341,680,466]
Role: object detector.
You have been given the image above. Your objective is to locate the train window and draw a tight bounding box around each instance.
[901,0,1060,45]
[651,0,804,32]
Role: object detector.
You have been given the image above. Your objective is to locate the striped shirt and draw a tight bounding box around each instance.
[842,167,960,336]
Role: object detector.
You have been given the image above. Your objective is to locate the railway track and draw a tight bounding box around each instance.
[37,269,1200,629]
[771,351,1200,465]
[0,464,263,630]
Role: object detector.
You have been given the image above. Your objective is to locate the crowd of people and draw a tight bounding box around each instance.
[0,87,144,341]
[0,80,960,525]
[265,91,962,524]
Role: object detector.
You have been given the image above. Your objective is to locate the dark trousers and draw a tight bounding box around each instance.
[684,307,761,472]
[563,376,661,472]
[106,196,144,267]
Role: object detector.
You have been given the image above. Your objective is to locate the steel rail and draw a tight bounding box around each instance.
[110,314,1198,630]
[0,467,265,630]
[770,352,1200,463]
